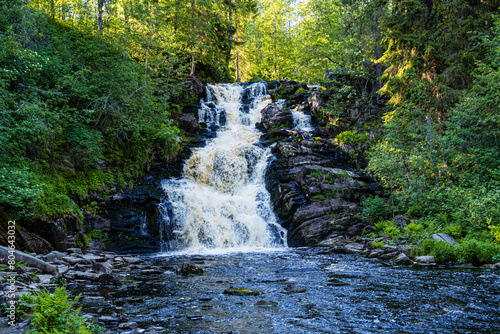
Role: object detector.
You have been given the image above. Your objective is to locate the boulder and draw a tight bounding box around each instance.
[0,246,58,274]
[260,103,293,132]
[178,262,204,276]
[185,75,204,96]
[414,256,436,264]
[171,112,199,133]
[33,274,53,284]
[394,253,413,265]
[431,233,458,245]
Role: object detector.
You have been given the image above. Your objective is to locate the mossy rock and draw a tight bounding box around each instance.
[223,287,260,296]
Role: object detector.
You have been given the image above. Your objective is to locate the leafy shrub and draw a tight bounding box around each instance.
[371,240,384,249]
[374,220,393,232]
[406,222,423,233]
[406,204,423,217]
[445,223,464,239]
[335,130,369,146]
[362,196,389,223]
[458,239,500,266]
[24,287,104,334]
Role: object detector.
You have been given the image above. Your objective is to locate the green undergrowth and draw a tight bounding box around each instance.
[19,287,105,334]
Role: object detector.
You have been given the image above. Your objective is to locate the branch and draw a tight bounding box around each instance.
[128,86,145,99]
[19,84,64,96]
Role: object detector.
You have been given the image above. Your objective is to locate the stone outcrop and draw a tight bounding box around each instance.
[259,103,293,132]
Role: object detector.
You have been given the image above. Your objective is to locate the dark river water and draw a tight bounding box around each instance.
[71,247,500,333]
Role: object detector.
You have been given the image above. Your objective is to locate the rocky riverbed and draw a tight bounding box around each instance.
[2,246,500,334]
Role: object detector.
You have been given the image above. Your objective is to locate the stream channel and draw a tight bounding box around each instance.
[73,83,499,333]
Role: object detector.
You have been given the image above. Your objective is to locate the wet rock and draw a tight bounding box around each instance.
[431,233,458,245]
[141,268,164,275]
[260,103,294,132]
[394,253,413,265]
[122,329,146,334]
[283,285,307,294]
[179,262,204,276]
[344,242,365,254]
[224,287,260,296]
[33,274,53,284]
[368,249,384,258]
[98,315,120,323]
[327,278,350,286]
[255,300,279,307]
[123,256,142,264]
[119,322,139,330]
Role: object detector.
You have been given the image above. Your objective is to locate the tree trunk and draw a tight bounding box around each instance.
[190,0,196,76]
[235,53,240,82]
[227,0,233,66]
[273,22,277,81]
[426,115,441,188]
[174,0,181,32]
[374,3,383,103]
[98,0,105,40]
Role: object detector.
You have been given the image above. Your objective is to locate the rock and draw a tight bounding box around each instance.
[308,91,322,115]
[368,249,384,258]
[260,103,294,132]
[431,233,458,245]
[98,315,120,323]
[379,251,399,259]
[41,250,66,262]
[185,75,204,96]
[344,242,365,254]
[347,223,366,238]
[316,234,344,246]
[255,300,279,307]
[489,262,500,269]
[122,329,146,334]
[223,287,260,296]
[283,285,307,294]
[33,274,53,284]
[394,215,410,228]
[179,262,204,276]
[414,256,436,264]
[171,112,199,133]
[119,322,139,330]
[394,253,413,265]
[66,247,83,255]
[327,278,350,286]
[92,262,112,274]
[70,271,100,280]
[82,254,106,262]
[122,256,142,264]
[62,256,88,266]
[0,246,58,274]
[141,268,164,275]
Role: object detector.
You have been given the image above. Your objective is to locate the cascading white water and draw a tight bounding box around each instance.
[278,99,315,132]
[159,83,287,253]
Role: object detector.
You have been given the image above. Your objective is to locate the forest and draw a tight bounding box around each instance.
[1,0,500,331]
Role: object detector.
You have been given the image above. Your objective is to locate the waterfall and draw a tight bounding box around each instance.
[159,83,287,253]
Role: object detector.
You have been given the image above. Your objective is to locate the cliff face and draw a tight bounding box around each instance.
[262,78,383,246]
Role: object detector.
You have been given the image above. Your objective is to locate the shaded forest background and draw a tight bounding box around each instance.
[1,0,500,261]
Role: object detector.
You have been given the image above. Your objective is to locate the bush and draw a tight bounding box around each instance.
[362,196,389,223]
[335,130,369,146]
[458,239,500,266]
[24,287,104,334]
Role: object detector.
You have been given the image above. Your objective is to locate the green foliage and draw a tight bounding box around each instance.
[406,222,423,233]
[362,196,389,223]
[417,238,500,265]
[371,240,384,249]
[24,287,104,334]
[86,229,108,240]
[335,130,369,146]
